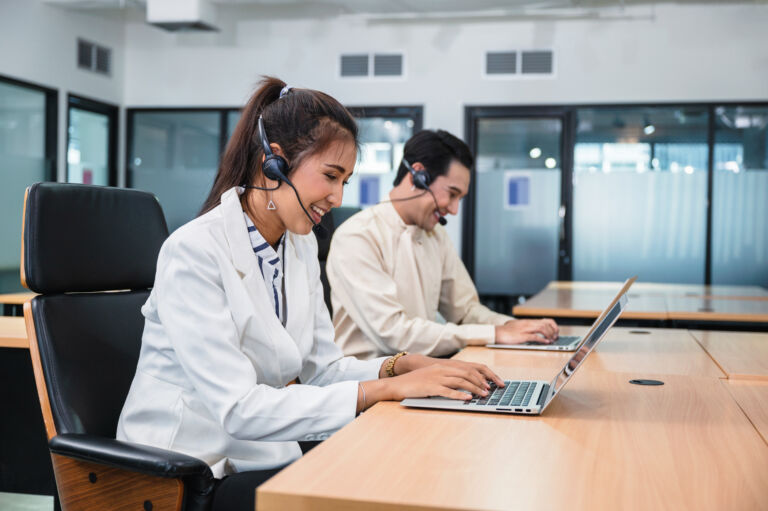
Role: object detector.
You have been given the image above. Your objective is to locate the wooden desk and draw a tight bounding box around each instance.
[456,327,724,379]
[689,330,768,381]
[513,288,668,321]
[725,380,768,445]
[546,281,768,299]
[517,282,768,326]
[0,316,28,349]
[667,297,768,323]
[258,371,768,510]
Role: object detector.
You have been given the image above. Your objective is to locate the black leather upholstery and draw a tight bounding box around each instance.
[30,291,148,437]
[23,183,215,511]
[23,183,168,294]
[49,434,213,480]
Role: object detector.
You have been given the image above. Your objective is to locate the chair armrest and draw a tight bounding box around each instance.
[50,433,214,486]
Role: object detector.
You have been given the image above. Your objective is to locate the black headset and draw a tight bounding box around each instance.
[402,158,432,190]
[258,115,290,184]
[247,115,326,233]
[400,158,447,226]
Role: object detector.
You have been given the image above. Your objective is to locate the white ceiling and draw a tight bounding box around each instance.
[43,0,768,18]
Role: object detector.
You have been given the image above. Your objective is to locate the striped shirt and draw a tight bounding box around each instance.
[244,213,286,326]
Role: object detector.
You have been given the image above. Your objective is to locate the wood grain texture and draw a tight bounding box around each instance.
[690,330,768,380]
[24,301,57,439]
[725,380,768,445]
[258,371,768,511]
[513,288,668,320]
[516,283,768,322]
[0,316,28,348]
[0,292,37,305]
[51,453,183,511]
[666,297,768,322]
[467,327,725,379]
[546,281,768,298]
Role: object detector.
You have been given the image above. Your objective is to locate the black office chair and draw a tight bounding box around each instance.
[314,206,360,315]
[22,183,215,511]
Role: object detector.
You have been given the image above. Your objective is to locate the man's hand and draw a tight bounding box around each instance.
[494,319,559,345]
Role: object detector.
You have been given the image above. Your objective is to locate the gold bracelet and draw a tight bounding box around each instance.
[385,351,408,378]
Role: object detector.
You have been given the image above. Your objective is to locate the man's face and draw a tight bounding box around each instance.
[411,159,470,231]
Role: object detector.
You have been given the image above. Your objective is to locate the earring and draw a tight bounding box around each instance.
[267,192,276,211]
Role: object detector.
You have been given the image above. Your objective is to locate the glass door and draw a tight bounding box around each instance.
[469,112,568,297]
[67,95,117,186]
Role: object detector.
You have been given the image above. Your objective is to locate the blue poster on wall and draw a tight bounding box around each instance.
[504,171,531,209]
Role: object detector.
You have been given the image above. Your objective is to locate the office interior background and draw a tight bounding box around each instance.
[1,0,767,312]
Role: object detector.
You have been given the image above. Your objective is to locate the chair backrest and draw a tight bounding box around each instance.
[314,206,360,314]
[22,183,168,439]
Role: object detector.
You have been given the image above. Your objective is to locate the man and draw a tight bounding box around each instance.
[327,129,559,359]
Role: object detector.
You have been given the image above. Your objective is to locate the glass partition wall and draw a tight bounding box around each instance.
[0,75,56,293]
[572,106,709,283]
[344,106,422,209]
[128,109,239,231]
[465,102,768,302]
[128,107,421,231]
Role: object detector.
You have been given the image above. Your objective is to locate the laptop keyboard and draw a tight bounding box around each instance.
[467,381,537,408]
[524,334,581,346]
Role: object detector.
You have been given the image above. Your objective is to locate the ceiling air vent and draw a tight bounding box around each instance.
[78,38,111,76]
[486,52,517,75]
[521,50,553,74]
[341,54,369,77]
[373,54,403,77]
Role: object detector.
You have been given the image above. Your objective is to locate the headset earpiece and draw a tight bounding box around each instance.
[258,115,289,183]
[403,159,431,190]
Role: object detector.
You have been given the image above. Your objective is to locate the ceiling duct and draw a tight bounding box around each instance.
[146,0,218,32]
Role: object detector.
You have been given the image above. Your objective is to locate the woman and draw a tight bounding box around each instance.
[117,77,503,509]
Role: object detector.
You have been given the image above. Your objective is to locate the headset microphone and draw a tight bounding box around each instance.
[244,116,328,237]
[403,159,447,226]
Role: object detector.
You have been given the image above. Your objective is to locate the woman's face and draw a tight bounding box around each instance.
[269,138,357,235]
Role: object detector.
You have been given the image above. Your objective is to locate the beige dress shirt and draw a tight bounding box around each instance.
[327,201,513,359]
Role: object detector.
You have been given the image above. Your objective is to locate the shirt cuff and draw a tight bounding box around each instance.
[463,324,497,346]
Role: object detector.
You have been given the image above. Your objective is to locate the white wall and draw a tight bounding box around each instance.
[0,0,125,182]
[122,3,768,249]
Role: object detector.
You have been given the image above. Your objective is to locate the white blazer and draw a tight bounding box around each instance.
[117,187,385,478]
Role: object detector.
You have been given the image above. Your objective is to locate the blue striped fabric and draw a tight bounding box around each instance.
[243,213,285,324]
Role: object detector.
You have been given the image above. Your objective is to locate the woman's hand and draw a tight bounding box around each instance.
[494,319,559,345]
[391,353,504,386]
[359,357,505,413]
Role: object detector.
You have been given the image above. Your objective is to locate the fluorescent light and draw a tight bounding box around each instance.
[545,157,556,169]
[529,147,542,159]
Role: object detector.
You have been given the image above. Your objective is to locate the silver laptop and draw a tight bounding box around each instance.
[401,276,636,416]
[486,278,635,352]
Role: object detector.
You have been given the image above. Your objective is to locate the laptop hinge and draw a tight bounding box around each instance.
[537,384,550,407]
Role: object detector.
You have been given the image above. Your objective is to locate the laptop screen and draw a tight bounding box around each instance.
[547,291,629,400]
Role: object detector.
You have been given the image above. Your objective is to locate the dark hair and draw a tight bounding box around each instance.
[199,76,359,215]
[393,129,474,186]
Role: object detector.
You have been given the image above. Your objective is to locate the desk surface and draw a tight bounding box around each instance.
[546,281,768,298]
[0,292,36,305]
[513,288,669,320]
[515,282,768,323]
[689,330,768,381]
[725,380,768,445]
[457,327,725,379]
[0,317,28,349]
[258,371,768,511]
